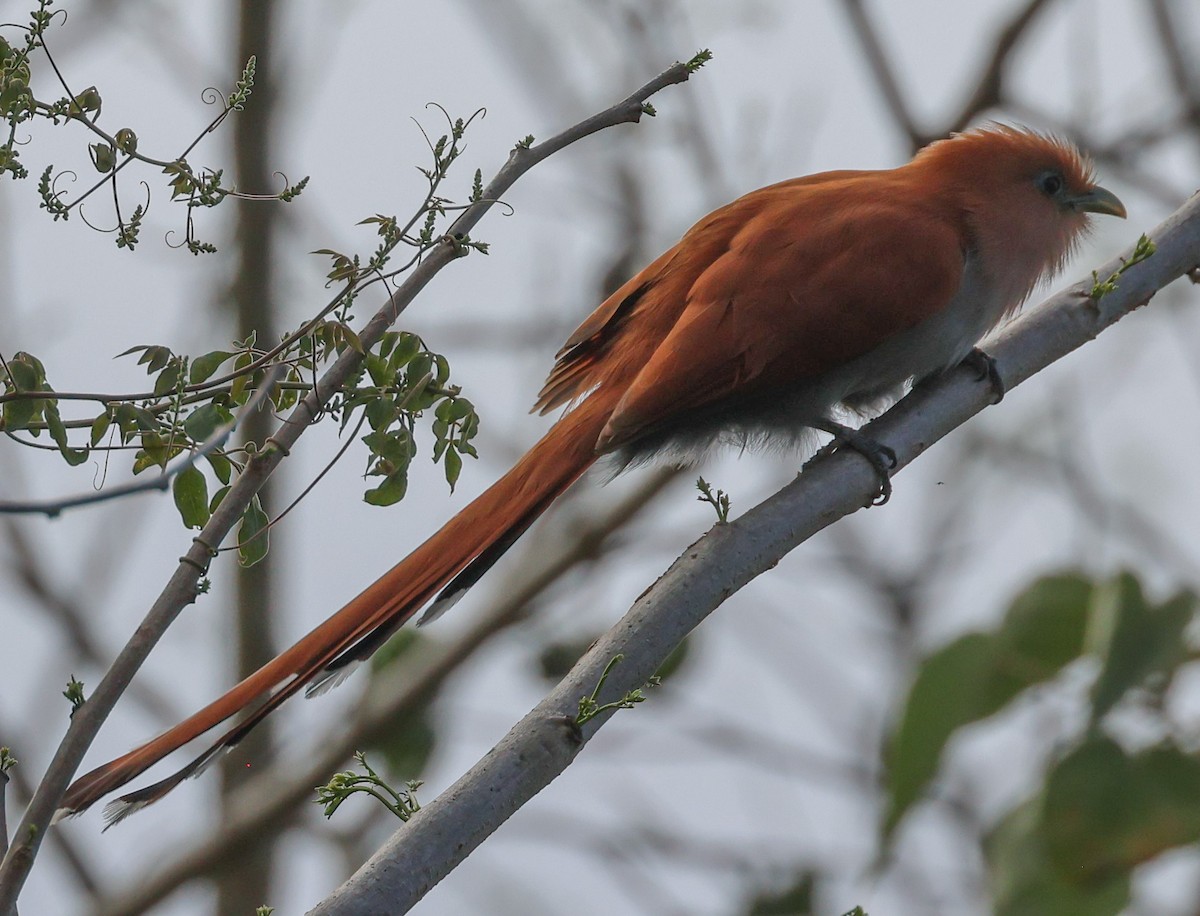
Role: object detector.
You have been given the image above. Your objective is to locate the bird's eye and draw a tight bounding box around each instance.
[1038,172,1064,196]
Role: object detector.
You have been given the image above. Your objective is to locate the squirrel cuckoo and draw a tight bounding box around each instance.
[61,124,1124,824]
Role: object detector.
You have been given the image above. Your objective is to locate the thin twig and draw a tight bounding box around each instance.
[1148,0,1200,127]
[839,0,929,150]
[946,0,1054,133]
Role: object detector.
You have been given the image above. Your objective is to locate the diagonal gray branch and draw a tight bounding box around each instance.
[308,198,1200,915]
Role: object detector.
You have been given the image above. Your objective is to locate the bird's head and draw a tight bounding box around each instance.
[913,124,1126,303]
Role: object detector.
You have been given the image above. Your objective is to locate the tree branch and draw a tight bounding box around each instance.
[308,198,1200,914]
[0,55,705,915]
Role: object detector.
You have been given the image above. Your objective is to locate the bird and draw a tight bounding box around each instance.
[60,124,1125,825]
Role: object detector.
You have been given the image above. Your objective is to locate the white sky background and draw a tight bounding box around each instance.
[2,0,1198,913]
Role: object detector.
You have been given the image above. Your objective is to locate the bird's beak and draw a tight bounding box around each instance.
[1069,185,1127,219]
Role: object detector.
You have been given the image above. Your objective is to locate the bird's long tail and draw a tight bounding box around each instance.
[59,394,612,825]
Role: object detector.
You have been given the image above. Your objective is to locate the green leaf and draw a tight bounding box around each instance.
[1,357,42,430]
[364,397,398,432]
[363,428,414,472]
[443,446,462,491]
[189,349,235,384]
[1088,573,1195,721]
[172,465,210,529]
[387,333,421,371]
[114,127,138,155]
[206,452,233,485]
[89,141,116,173]
[183,402,233,442]
[365,353,391,387]
[89,410,112,446]
[132,430,176,474]
[112,403,139,441]
[4,355,41,390]
[447,397,475,421]
[377,332,399,359]
[43,402,88,466]
[363,473,407,507]
[229,350,254,403]
[432,354,450,385]
[130,406,159,431]
[987,797,1130,916]
[340,324,365,355]
[209,484,230,514]
[112,404,160,443]
[1042,738,1200,880]
[69,85,102,115]
[237,497,269,567]
[885,574,1094,835]
[140,346,173,374]
[406,353,434,389]
[153,358,182,396]
[886,633,1002,834]
[2,393,39,431]
[114,344,153,359]
[999,573,1092,673]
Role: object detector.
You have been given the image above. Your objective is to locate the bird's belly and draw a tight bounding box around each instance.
[610,265,1011,470]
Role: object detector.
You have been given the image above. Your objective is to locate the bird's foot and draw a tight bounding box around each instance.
[963,347,1005,404]
[813,419,897,506]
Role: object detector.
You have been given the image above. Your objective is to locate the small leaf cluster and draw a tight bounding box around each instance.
[0,335,281,561]
[695,476,731,523]
[313,105,490,294]
[885,571,1200,915]
[0,351,87,466]
[62,675,85,713]
[1090,234,1156,299]
[575,654,660,727]
[2,2,306,251]
[338,330,479,506]
[685,49,713,73]
[0,0,48,179]
[315,751,422,822]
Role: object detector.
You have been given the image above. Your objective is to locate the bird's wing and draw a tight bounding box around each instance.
[597,180,967,450]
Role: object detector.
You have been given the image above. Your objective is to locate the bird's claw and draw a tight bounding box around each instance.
[860,440,896,506]
[816,421,896,505]
[963,347,1005,404]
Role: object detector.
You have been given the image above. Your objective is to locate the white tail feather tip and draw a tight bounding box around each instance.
[418,588,465,626]
[305,660,361,698]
